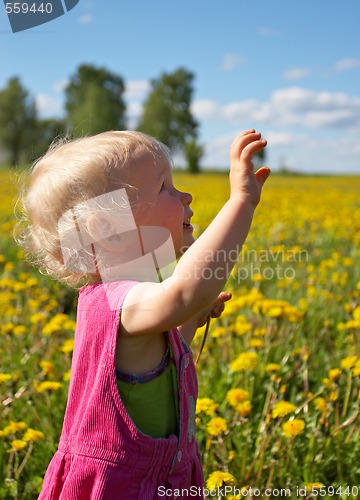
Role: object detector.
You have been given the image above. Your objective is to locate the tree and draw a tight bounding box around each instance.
[253,147,266,169]
[29,118,67,161]
[65,65,126,137]
[0,77,37,166]
[137,67,199,154]
[184,138,204,174]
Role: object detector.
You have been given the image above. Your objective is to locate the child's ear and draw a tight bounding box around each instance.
[86,214,122,252]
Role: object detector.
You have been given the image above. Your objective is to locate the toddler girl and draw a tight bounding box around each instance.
[18,129,269,499]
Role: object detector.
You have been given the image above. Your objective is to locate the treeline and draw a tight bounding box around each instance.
[0,65,203,172]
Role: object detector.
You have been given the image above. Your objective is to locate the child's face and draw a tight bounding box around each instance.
[119,153,194,258]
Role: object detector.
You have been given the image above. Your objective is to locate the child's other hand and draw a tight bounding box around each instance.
[196,291,232,328]
[229,129,270,207]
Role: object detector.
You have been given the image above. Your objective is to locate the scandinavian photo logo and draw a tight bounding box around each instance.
[58,188,177,311]
[3,0,80,33]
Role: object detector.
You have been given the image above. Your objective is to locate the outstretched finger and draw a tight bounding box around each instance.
[230,131,261,161]
[255,166,271,186]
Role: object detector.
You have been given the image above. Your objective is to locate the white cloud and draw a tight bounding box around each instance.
[35,93,63,117]
[126,101,143,119]
[264,131,297,147]
[223,100,271,122]
[52,80,68,93]
[334,58,360,72]
[192,87,360,130]
[199,129,360,173]
[221,53,245,71]
[283,67,311,80]
[124,80,150,100]
[191,100,220,120]
[194,87,360,172]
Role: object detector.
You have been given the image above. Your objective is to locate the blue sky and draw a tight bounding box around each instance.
[1,0,360,172]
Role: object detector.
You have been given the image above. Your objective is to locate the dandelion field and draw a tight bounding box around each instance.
[1,169,359,499]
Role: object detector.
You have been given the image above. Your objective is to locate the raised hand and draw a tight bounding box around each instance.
[229,129,270,206]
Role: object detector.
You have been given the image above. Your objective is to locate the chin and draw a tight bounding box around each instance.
[177,236,195,257]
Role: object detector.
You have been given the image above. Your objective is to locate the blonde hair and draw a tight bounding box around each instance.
[16,131,172,287]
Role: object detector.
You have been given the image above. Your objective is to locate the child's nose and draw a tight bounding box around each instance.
[180,190,192,206]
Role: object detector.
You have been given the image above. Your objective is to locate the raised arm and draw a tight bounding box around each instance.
[121,130,270,335]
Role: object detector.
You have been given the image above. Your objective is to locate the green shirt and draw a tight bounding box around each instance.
[116,351,179,439]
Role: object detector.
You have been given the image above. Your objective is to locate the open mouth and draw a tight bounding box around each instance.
[183,217,193,231]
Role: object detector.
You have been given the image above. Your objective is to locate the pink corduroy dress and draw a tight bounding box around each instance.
[38,280,204,499]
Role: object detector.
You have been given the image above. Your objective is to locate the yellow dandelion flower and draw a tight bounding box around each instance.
[265,363,281,373]
[230,352,258,372]
[313,397,327,414]
[211,326,226,338]
[26,277,39,287]
[226,388,250,407]
[63,369,72,382]
[328,368,341,381]
[35,381,63,393]
[206,471,236,490]
[64,319,76,331]
[322,377,335,390]
[13,325,26,335]
[206,417,227,437]
[7,439,28,453]
[353,306,360,320]
[272,401,296,418]
[253,327,267,337]
[267,306,283,318]
[60,339,75,354]
[8,439,28,452]
[305,483,325,492]
[196,398,218,416]
[340,355,358,370]
[3,421,28,435]
[282,418,305,437]
[23,428,45,442]
[2,322,14,334]
[40,360,55,378]
[0,373,12,383]
[233,316,252,336]
[329,391,339,402]
[52,313,70,324]
[13,282,27,292]
[352,360,360,377]
[235,400,252,417]
[4,262,15,272]
[42,323,62,336]
[344,319,360,329]
[337,322,346,332]
[249,338,264,349]
[284,306,303,323]
[30,313,47,325]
